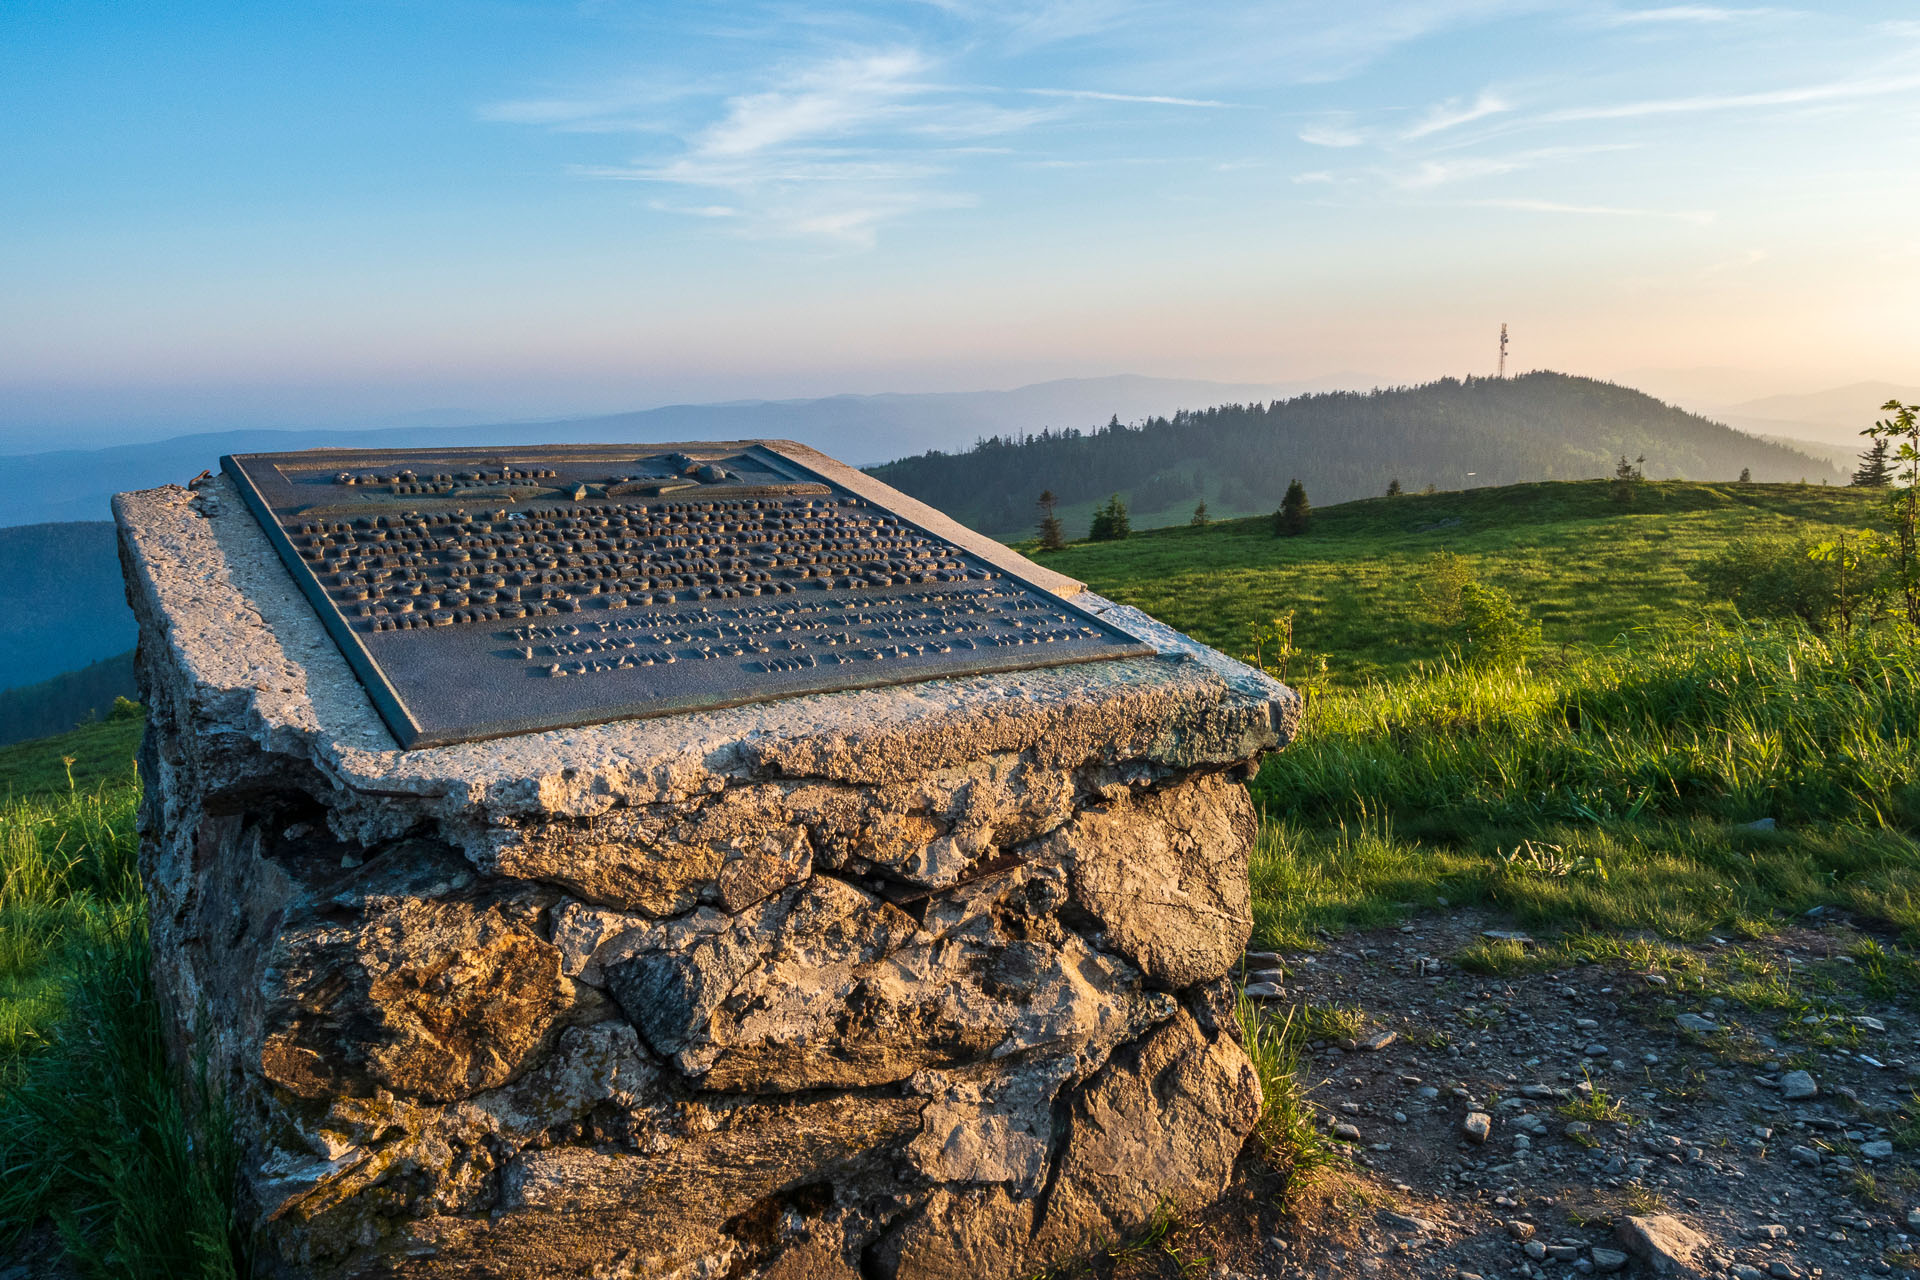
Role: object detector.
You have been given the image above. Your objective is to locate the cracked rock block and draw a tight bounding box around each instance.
[116,477,1298,1279]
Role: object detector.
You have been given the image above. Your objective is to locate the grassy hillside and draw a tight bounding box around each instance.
[871,371,1843,537]
[0,521,136,694]
[1040,479,1881,681]
[0,714,143,796]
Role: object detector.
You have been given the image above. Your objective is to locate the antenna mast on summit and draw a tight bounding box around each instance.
[1498,323,1509,378]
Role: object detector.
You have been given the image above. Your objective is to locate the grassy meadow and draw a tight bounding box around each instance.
[1,477,1916,1271]
[1039,479,1882,682]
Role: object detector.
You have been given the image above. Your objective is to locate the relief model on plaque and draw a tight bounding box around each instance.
[222,443,1151,747]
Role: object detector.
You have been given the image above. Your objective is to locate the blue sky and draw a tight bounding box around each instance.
[4,1,1918,440]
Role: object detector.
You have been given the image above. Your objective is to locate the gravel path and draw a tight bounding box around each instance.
[1114,910,1920,1280]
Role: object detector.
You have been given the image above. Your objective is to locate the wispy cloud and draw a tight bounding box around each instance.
[1276,0,1557,84]
[1542,70,1920,122]
[1591,5,1775,25]
[1394,156,1531,188]
[496,47,1048,246]
[1022,87,1235,108]
[1403,89,1512,139]
[694,49,935,157]
[1471,197,1715,224]
[1390,143,1634,188]
[1299,120,1367,147]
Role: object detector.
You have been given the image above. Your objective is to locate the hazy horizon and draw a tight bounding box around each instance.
[6,2,1919,448]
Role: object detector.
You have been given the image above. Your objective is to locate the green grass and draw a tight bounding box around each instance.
[0,736,240,1278]
[1234,996,1337,1194]
[1239,624,1920,949]
[1040,479,1882,682]
[0,781,140,1058]
[0,715,143,798]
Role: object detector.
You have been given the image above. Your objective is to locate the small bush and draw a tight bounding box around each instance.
[1692,536,1838,630]
[1412,552,1537,666]
[1457,579,1539,667]
[1415,551,1474,630]
[1088,494,1131,542]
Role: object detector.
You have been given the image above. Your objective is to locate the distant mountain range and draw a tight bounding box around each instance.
[1714,381,1920,450]
[0,374,1365,529]
[870,372,1844,537]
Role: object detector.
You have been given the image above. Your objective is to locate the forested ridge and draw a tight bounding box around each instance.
[868,371,1839,534]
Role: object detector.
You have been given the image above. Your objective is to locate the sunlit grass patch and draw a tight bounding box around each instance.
[1849,939,1920,1002]
[1456,936,1547,975]
[1235,997,1337,1199]
[1558,1076,1638,1127]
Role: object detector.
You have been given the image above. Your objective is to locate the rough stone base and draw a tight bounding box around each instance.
[117,479,1297,1279]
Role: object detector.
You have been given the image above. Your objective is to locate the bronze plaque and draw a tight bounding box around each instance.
[222,443,1151,748]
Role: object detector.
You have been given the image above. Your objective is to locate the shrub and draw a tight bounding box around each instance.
[1692,536,1839,630]
[1414,551,1474,630]
[1457,579,1539,667]
[1087,494,1131,542]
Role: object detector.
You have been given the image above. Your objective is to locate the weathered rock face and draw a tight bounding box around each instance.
[117,477,1298,1280]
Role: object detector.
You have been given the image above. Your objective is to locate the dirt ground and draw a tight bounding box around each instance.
[1073,910,1920,1280]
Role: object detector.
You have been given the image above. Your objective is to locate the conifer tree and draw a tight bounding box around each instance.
[1385,478,1403,497]
[1610,454,1646,503]
[1088,494,1131,542]
[1189,500,1210,527]
[1739,467,1751,483]
[1035,490,1065,550]
[1275,479,1311,535]
[1853,438,1894,488]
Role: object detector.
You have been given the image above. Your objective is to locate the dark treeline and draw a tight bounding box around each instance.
[0,651,137,747]
[868,372,1838,534]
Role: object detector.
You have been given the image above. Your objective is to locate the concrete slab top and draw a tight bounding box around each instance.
[115,476,1297,817]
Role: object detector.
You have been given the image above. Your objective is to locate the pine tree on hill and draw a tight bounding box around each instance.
[1036,490,1066,550]
[1189,500,1210,527]
[1088,494,1131,542]
[1853,438,1894,488]
[1275,479,1311,536]
[1610,454,1646,503]
[1386,478,1403,497]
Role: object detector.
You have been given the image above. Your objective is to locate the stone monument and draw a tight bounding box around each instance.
[115,440,1299,1279]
